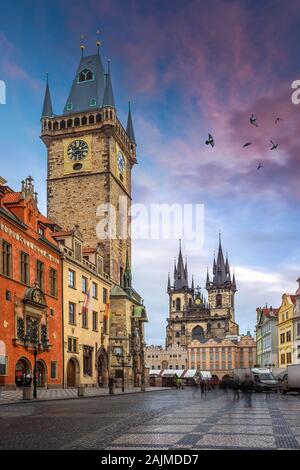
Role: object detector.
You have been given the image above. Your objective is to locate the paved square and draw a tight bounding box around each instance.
[0,388,299,449]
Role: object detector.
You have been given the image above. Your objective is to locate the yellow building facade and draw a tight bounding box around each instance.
[53,228,111,388]
[278,294,296,368]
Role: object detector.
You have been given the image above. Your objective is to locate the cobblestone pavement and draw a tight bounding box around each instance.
[0,388,299,450]
[0,386,167,405]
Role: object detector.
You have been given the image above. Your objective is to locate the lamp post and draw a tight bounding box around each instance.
[140,342,146,392]
[115,350,131,393]
[24,328,49,399]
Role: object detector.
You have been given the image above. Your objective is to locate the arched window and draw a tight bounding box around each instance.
[192,326,204,341]
[175,298,181,311]
[60,120,66,129]
[74,117,80,126]
[67,119,73,128]
[53,121,58,130]
[96,113,102,123]
[81,116,87,126]
[175,332,180,338]
[217,322,221,329]
[216,293,222,307]
[89,115,95,124]
[78,69,94,82]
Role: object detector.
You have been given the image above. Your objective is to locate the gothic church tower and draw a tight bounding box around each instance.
[40,46,136,285]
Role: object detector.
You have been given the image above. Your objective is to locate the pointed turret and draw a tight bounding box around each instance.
[102,60,115,108]
[123,249,132,289]
[173,240,189,290]
[206,268,210,288]
[191,275,194,291]
[232,270,237,291]
[126,101,136,144]
[41,75,53,118]
[167,272,171,292]
[63,50,105,114]
[213,233,227,285]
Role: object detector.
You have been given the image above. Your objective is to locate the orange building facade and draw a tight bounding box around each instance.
[0,177,63,390]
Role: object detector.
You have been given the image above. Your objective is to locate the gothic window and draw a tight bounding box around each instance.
[192,326,204,341]
[216,293,222,307]
[217,322,221,329]
[78,69,94,82]
[175,298,181,311]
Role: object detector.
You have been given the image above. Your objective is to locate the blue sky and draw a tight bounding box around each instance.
[1,0,300,344]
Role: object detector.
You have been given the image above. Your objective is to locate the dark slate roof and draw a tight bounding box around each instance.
[102,62,115,108]
[41,77,53,117]
[126,102,136,143]
[63,53,105,114]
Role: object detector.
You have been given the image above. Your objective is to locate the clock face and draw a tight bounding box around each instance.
[67,140,89,161]
[117,151,125,173]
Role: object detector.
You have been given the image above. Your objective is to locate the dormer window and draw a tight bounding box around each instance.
[89,98,97,107]
[78,69,94,83]
[66,102,73,111]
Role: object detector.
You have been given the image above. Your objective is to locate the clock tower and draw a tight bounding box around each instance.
[40,48,137,285]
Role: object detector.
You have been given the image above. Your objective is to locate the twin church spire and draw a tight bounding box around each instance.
[41,44,136,144]
[168,235,237,293]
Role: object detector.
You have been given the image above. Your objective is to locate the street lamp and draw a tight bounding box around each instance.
[114,348,131,393]
[23,327,49,399]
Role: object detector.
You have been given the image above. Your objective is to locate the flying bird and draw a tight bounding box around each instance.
[243,142,252,148]
[250,114,258,127]
[275,117,283,124]
[270,140,278,150]
[205,134,214,147]
[257,163,263,170]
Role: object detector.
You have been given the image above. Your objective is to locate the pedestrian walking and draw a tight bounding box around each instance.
[232,378,240,401]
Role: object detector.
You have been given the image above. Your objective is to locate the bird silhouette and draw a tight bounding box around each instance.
[270,140,278,150]
[275,117,283,124]
[257,163,263,170]
[205,134,214,147]
[243,142,252,148]
[250,114,258,127]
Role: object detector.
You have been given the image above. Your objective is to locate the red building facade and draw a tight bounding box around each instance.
[0,177,63,389]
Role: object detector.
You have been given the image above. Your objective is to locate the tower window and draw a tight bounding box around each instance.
[78,69,94,83]
[175,298,181,311]
[216,293,222,307]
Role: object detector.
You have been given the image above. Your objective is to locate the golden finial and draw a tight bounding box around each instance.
[80,34,86,56]
[96,30,101,52]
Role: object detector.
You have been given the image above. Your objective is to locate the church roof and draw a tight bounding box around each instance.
[63,53,106,115]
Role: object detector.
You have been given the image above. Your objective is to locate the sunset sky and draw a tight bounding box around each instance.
[1,0,300,344]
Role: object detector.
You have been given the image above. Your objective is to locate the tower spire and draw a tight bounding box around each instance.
[173,239,188,290]
[102,60,115,108]
[41,73,53,118]
[123,249,132,289]
[126,101,136,144]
